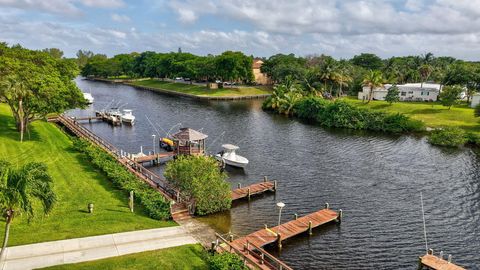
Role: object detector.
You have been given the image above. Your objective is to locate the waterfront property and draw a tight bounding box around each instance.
[0,104,175,247]
[358,83,441,102]
[252,59,272,85]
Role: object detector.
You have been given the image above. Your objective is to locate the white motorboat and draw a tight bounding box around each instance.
[121,109,135,124]
[83,92,94,104]
[215,144,249,168]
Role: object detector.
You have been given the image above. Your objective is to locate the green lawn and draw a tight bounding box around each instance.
[343,97,480,133]
[40,244,209,270]
[130,79,272,97]
[0,104,176,246]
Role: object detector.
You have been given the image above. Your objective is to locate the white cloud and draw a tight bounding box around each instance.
[80,0,125,8]
[111,13,131,23]
[0,0,125,16]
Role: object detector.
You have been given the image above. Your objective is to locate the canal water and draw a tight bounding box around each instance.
[72,78,479,269]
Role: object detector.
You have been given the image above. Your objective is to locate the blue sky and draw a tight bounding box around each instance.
[1,0,480,60]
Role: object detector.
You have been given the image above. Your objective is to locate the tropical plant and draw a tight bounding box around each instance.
[385,85,400,105]
[362,70,384,103]
[418,64,433,88]
[164,155,231,215]
[263,76,303,115]
[0,161,56,261]
[208,253,248,270]
[439,85,462,109]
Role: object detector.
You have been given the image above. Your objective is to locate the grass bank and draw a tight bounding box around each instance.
[0,104,175,246]
[130,79,272,97]
[343,97,480,134]
[40,244,208,270]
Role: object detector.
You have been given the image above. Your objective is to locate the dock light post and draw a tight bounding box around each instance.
[276,202,285,234]
[152,134,156,154]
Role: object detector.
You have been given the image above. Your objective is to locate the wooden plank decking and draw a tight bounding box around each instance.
[230,208,340,251]
[133,152,175,163]
[216,207,341,269]
[420,254,465,270]
[231,180,276,201]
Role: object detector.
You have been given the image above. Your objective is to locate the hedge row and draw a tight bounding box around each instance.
[428,127,480,147]
[289,97,425,133]
[72,139,171,220]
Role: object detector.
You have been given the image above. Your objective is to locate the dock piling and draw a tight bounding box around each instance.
[274,180,277,191]
[337,209,343,223]
[294,213,298,220]
[264,176,268,182]
[325,202,329,209]
[308,221,313,235]
[247,187,251,200]
[277,233,282,249]
[237,183,242,189]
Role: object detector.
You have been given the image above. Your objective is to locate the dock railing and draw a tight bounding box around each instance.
[57,115,194,212]
[213,233,292,270]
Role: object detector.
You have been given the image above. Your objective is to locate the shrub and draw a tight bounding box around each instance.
[465,132,480,145]
[72,139,171,220]
[164,155,231,215]
[428,127,467,147]
[290,97,425,133]
[474,103,480,118]
[208,253,248,270]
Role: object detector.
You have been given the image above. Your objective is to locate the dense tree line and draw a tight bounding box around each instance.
[80,50,255,84]
[260,52,480,99]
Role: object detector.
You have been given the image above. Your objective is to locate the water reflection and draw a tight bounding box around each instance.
[71,78,480,269]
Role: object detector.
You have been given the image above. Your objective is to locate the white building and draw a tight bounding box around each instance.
[358,83,441,102]
[471,93,480,108]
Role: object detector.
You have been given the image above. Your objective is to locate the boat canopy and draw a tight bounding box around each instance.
[222,144,239,150]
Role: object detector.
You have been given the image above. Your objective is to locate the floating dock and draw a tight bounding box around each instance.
[419,251,465,270]
[232,178,276,201]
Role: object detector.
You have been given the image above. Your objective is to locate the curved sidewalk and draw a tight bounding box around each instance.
[0,226,197,270]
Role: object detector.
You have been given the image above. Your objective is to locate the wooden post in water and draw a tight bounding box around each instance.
[247,187,251,200]
[325,202,329,209]
[277,233,282,249]
[129,191,134,212]
[337,209,343,223]
[308,221,313,235]
[264,176,268,182]
[274,180,277,191]
[417,257,424,270]
[294,213,298,220]
[237,183,242,189]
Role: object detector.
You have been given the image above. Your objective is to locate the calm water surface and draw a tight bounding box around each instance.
[71,78,480,269]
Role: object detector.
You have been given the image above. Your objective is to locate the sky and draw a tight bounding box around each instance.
[1,0,480,60]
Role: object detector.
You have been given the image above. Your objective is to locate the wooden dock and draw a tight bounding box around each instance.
[54,115,194,220]
[232,177,276,201]
[419,252,465,270]
[214,206,341,270]
[133,152,175,164]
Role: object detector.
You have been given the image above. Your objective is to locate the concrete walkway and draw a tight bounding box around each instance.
[0,227,197,270]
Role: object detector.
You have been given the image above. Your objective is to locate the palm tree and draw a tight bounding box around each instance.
[0,161,56,262]
[418,64,433,88]
[334,72,352,97]
[362,70,384,103]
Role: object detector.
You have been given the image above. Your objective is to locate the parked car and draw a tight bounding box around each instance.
[224,82,236,86]
[215,80,222,84]
[175,77,183,80]
[184,78,191,81]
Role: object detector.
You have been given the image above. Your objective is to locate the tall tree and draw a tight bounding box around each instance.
[75,50,94,68]
[0,161,56,262]
[362,70,384,103]
[439,85,462,109]
[0,44,85,141]
[42,48,64,59]
[418,64,433,88]
[351,53,384,70]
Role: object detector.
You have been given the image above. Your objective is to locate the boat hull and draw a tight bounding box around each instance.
[215,154,248,168]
